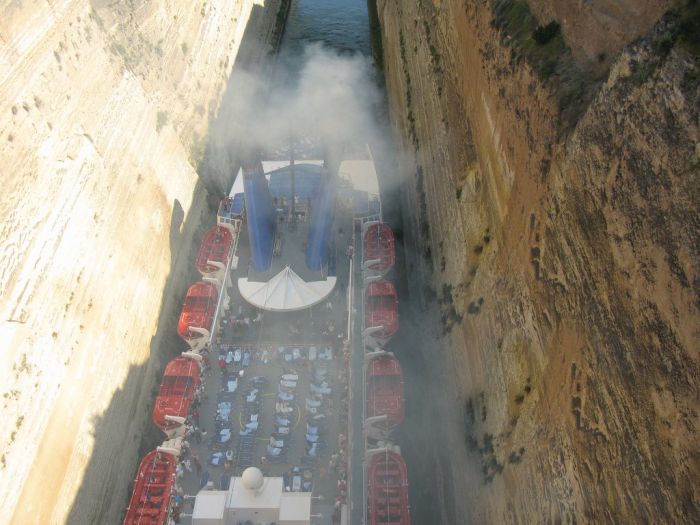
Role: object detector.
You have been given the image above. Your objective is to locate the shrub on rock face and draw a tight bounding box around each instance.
[678,0,700,54]
[533,21,560,45]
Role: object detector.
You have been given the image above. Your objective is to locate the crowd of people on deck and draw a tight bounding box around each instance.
[162,250,353,524]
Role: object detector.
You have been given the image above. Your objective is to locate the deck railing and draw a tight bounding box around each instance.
[207,221,241,347]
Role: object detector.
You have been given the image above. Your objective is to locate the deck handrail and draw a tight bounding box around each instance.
[207,223,240,347]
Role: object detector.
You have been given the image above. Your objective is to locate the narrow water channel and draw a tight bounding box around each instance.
[280,0,370,56]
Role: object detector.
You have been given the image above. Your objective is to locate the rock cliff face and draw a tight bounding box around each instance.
[527,0,673,69]
[376,0,699,523]
[0,1,283,523]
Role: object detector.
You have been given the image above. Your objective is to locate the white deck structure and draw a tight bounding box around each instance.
[337,159,379,196]
[192,467,312,525]
[239,266,337,311]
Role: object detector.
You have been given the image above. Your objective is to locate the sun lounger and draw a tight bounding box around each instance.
[305,398,321,409]
[269,437,285,448]
[267,445,283,456]
[222,377,237,393]
[251,376,268,386]
[310,383,332,396]
[214,429,232,444]
[217,401,233,419]
[209,452,225,466]
[276,402,294,414]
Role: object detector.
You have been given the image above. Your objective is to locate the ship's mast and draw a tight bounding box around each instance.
[289,130,296,230]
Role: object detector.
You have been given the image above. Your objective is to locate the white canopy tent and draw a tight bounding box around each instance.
[238,266,336,312]
[337,158,380,196]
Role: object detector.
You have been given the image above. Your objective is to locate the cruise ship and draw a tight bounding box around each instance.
[123,145,410,525]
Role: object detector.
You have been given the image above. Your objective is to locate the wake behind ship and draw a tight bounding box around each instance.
[122,147,410,525]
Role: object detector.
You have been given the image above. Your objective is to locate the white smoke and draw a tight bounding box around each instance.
[284,44,380,147]
[205,44,381,186]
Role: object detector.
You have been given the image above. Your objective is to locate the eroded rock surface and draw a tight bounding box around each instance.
[0,1,283,523]
[376,0,699,522]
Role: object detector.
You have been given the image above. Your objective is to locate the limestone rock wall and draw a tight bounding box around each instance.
[377,0,699,523]
[0,1,282,523]
[526,0,673,69]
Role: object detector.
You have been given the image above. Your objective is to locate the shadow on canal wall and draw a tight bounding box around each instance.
[371,129,453,524]
[367,37,455,521]
[65,190,210,524]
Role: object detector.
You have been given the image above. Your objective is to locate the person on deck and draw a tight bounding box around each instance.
[191,452,202,474]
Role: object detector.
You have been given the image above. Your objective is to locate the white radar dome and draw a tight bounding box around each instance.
[241,467,264,490]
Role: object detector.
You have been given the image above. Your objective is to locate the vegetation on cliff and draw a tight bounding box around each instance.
[491,0,699,131]
[491,0,595,128]
[376,0,699,522]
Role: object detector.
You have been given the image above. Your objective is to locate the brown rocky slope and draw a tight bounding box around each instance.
[375,0,699,523]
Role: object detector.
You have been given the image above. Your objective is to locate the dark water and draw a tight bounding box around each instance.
[280,0,371,57]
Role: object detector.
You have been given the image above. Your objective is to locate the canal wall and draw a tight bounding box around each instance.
[375,0,699,523]
[0,1,286,523]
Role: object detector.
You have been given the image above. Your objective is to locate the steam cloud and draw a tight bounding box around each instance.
[205,44,381,187]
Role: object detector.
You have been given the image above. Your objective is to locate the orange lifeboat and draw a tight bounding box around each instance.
[363,222,395,274]
[364,280,399,343]
[177,282,218,341]
[123,449,176,525]
[367,449,410,525]
[152,356,200,433]
[367,354,404,429]
[196,226,233,276]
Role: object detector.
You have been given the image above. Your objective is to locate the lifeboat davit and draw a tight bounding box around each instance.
[196,226,234,277]
[367,354,404,429]
[123,449,177,525]
[153,356,201,433]
[364,280,399,343]
[363,222,395,275]
[367,450,411,525]
[177,282,218,342]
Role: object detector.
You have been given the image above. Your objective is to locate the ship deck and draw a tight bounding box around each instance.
[178,196,355,524]
[245,216,330,283]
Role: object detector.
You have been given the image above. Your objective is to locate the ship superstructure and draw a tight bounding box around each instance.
[123,146,410,525]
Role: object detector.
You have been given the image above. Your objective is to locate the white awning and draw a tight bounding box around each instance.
[279,492,312,524]
[238,266,336,312]
[337,159,379,196]
[192,491,226,525]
